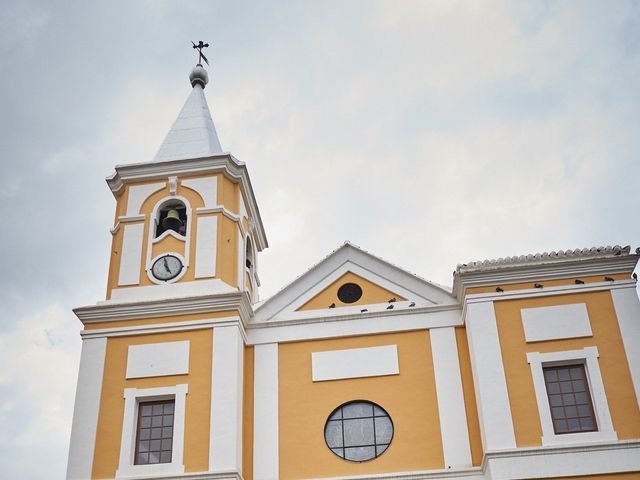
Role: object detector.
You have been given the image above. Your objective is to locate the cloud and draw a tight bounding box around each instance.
[0,304,80,479]
[1,1,639,477]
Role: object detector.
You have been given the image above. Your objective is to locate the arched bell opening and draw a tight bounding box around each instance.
[155,200,188,238]
[245,236,254,273]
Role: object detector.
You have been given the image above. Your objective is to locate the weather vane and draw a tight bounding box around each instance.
[191,40,209,66]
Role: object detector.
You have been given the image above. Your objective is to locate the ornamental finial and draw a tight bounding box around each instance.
[191,40,209,66]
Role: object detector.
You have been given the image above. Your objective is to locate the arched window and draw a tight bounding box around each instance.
[245,236,254,272]
[155,200,188,238]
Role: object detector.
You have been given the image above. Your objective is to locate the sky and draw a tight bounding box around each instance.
[0,1,639,478]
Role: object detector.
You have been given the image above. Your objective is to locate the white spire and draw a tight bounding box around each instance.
[153,65,223,162]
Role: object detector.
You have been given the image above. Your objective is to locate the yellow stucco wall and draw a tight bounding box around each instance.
[243,346,254,480]
[495,291,640,447]
[298,272,406,311]
[278,331,443,479]
[455,327,483,466]
[91,329,213,478]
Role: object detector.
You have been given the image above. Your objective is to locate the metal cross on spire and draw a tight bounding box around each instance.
[191,40,209,66]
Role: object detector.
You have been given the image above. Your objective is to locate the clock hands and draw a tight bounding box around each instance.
[152,255,183,281]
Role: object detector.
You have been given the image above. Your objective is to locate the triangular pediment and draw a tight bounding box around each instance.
[253,242,457,323]
[297,271,406,311]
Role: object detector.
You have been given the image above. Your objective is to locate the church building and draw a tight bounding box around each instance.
[66,59,640,480]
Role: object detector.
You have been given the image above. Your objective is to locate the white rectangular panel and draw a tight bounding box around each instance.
[312,345,399,382]
[126,182,165,216]
[210,326,244,471]
[430,327,472,468]
[118,223,144,286]
[521,303,592,342]
[465,301,516,451]
[181,176,218,208]
[126,341,190,379]
[194,215,217,278]
[66,338,107,480]
[253,343,279,480]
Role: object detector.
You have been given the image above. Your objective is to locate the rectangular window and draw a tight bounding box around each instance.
[543,364,597,434]
[135,400,175,465]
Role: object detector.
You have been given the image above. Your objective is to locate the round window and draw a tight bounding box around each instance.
[337,283,363,304]
[324,400,393,462]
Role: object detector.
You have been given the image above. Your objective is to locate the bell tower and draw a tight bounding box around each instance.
[104,62,266,304]
[67,53,267,479]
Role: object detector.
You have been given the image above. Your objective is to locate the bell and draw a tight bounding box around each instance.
[162,209,183,232]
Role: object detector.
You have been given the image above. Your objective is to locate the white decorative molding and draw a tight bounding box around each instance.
[81,317,244,341]
[182,176,218,208]
[105,154,268,251]
[210,326,244,472]
[269,262,435,321]
[312,345,399,382]
[126,182,166,216]
[301,468,483,480]
[521,303,592,343]
[116,384,188,479]
[430,327,472,468]
[253,343,279,480]
[464,280,637,308]
[454,254,638,301]
[484,440,640,480]
[527,347,616,446]
[611,286,640,409]
[110,278,236,303]
[239,192,247,221]
[254,242,457,323]
[146,195,193,278]
[75,291,252,325]
[195,215,218,279]
[118,223,145,286]
[248,306,462,345]
[465,301,516,451]
[126,341,190,379]
[147,252,189,285]
[66,337,107,480]
[237,232,244,291]
[168,176,178,195]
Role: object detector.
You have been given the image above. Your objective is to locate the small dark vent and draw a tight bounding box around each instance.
[337,283,363,304]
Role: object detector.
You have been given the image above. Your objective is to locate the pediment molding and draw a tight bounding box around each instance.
[254,243,457,323]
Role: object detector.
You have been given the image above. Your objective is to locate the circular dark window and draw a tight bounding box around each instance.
[337,283,363,304]
[324,400,393,462]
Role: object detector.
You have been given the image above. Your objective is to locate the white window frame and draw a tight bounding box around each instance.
[116,384,188,478]
[146,195,192,285]
[527,347,617,446]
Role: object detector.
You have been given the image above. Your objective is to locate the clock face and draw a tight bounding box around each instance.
[151,255,183,281]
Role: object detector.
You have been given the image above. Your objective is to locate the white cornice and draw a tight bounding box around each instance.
[294,440,640,480]
[105,154,268,251]
[81,316,246,343]
[461,279,636,319]
[73,292,253,326]
[112,470,242,480]
[453,254,638,300]
[250,302,461,328]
